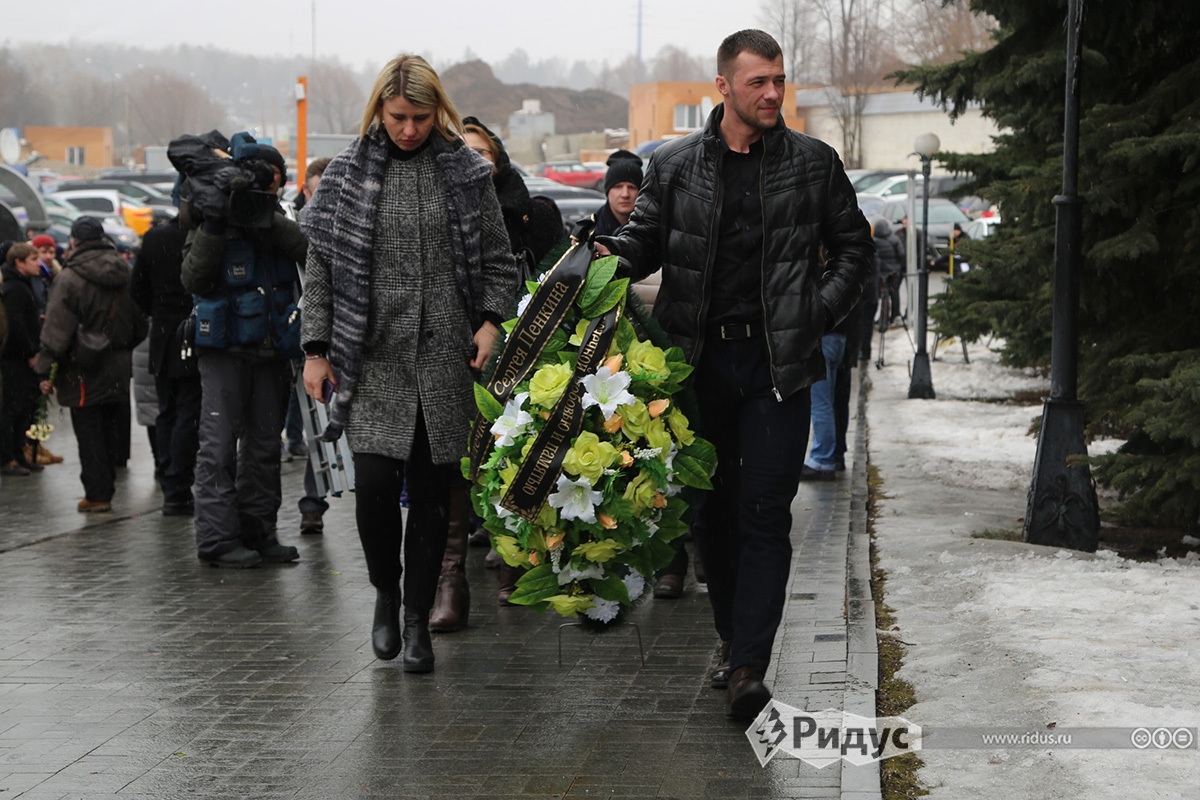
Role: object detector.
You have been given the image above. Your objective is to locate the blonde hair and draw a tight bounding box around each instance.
[360,54,462,141]
[462,124,496,160]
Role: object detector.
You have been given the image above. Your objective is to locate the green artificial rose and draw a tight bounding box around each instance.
[529,362,574,408]
[562,430,619,483]
[625,340,670,384]
[546,594,595,617]
[618,399,651,441]
[622,469,659,515]
[666,408,696,447]
[574,538,623,563]
[644,418,674,454]
[493,534,526,567]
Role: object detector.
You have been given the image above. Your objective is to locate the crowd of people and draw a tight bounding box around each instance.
[0,28,876,721]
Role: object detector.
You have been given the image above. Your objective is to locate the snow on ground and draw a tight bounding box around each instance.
[866,333,1200,800]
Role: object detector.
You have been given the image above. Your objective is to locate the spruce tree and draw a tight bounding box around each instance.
[896,1,1200,529]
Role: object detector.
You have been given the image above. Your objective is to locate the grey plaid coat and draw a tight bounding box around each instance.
[301,142,517,464]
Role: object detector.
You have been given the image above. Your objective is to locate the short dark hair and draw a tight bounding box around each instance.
[305,157,331,183]
[717,29,783,79]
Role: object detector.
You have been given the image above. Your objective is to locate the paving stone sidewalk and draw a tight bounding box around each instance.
[0,383,876,800]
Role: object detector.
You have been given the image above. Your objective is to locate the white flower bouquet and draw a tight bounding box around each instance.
[465,247,716,625]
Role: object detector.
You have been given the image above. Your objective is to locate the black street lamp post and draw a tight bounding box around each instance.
[1023,0,1099,551]
[908,132,939,399]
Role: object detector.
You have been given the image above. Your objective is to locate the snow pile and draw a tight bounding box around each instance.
[866,339,1200,800]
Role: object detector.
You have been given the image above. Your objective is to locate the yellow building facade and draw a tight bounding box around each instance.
[628,81,803,148]
[23,127,115,169]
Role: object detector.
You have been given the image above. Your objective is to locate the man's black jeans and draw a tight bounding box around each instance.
[693,334,810,674]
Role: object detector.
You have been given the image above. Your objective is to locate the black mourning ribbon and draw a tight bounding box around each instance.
[468,243,591,482]
[500,305,619,522]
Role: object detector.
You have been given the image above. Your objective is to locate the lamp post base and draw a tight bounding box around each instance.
[908,353,936,399]
[1023,398,1099,551]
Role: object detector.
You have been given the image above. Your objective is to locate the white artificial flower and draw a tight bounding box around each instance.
[585,597,620,623]
[623,570,646,602]
[547,473,603,524]
[579,366,636,419]
[557,560,605,584]
[490,391,534,447]
[490,495,523,532]
[516,293,533,319]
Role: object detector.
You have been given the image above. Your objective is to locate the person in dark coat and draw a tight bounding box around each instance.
[595,30,872,720]
[300,55,517,671]
[1,243,45,476]
[35,218,149,511]
[873,215,905,329]
[130,216,201,516]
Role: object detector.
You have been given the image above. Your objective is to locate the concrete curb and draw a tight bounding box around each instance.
[842,367,882,800]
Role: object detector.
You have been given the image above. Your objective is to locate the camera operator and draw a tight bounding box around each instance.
[180,144,309,568]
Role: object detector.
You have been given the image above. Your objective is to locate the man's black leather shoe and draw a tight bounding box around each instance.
[726,666,772,720]
[653,573,684,599]
[710,641,732,689]
[300,510,324,535]
[163,501,194,517]
[800,464,837,482]
[200,546,263,569]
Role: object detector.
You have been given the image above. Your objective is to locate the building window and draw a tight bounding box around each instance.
[673,104,702,131]
[66,146,85,166]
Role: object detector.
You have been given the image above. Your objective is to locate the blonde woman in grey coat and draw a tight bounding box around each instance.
[299,54,517,673]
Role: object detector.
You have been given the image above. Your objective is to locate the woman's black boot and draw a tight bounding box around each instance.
[401,610,435,674]
[372,586,402,661]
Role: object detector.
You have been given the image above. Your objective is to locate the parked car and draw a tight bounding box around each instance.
[535,161,607,191]
[858,173,971,201]
[43,201,141,249]
[54,180,177,213]
[856,192,886,217]
[847,169,908,192]
[521,176,604,233]
[879,197,972,250]
[96,170,181,195]
[633,139,668,158]
[48,188,154,235]
[964,217,1001,240]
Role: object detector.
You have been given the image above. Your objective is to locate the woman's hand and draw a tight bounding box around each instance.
[39,380,53,396]
[303,357,337,401]
[471,321,501,371]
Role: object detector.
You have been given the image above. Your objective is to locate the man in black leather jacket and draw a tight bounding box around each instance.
[598,29,873,721]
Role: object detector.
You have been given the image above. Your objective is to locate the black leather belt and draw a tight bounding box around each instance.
[712,321,764,340]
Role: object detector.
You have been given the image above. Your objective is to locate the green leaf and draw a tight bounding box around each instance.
[674,439,718,490]
[473,383,505,422]
[579,278,629,318]
[580,256,619,309]
[590,574,632,604]
[507,564,563,606]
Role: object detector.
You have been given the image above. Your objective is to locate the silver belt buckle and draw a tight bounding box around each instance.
[722,323,751,340]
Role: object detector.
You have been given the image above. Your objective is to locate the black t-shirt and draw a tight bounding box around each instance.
[708,138,765,326]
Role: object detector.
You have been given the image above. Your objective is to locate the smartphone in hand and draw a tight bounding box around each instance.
[321,379,335,404]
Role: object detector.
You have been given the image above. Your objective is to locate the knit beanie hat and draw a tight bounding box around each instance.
[31,234,57,249]
[604,150,643,194]
[257,145,287,185]
[70,216,106,242]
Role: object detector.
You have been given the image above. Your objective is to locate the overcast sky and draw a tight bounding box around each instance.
[6,0,762,71]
